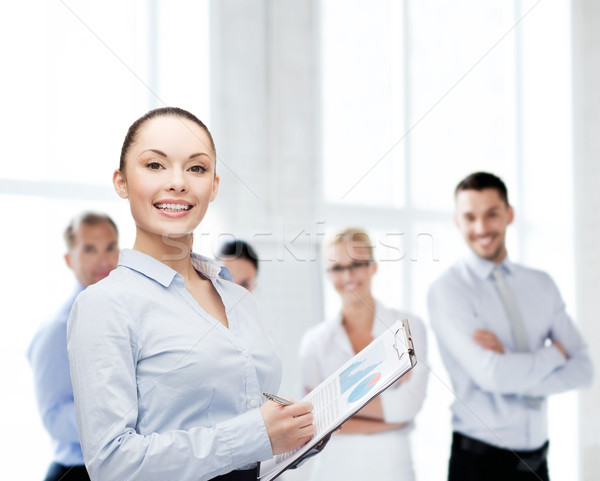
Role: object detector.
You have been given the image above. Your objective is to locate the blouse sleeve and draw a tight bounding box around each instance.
[67,286,272,481]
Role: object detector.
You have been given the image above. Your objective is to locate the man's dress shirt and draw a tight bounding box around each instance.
[428,252,593,450]
[28,285,85,466]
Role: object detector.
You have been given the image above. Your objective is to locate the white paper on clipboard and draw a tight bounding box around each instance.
[258,319,417,481]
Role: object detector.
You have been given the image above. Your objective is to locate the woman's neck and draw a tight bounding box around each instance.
[133,230,196,279]
[341,295,376,332]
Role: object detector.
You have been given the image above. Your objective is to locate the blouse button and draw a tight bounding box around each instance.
[249,399,258,408]
[241,350,249,359]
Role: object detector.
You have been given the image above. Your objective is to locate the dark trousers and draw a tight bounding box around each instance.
[43,463,90,481]
[448,432,550,481]
[210,467,259,481]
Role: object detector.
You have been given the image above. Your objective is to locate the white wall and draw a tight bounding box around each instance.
[572,1,600,479]
[208,0,322,405]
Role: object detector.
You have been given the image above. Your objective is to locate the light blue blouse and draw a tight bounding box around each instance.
[428,251,593,450]
[67,249,282,480]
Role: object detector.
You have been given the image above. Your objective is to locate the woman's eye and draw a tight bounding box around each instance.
[146,161,163,170]
[189,165,207,173]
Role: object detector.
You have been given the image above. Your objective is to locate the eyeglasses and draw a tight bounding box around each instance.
[327,260,372,274]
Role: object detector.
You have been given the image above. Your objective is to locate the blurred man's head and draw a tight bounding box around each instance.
[64,212,119,287]
[454,172,513,264]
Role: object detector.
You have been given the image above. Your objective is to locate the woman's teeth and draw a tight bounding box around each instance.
[155,203,191,211]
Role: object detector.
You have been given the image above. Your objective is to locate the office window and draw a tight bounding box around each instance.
[320,1,574,479]
[321,0,406,208]
[0,2,209,479]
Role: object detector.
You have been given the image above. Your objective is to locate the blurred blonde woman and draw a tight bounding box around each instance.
[299,228,429,480]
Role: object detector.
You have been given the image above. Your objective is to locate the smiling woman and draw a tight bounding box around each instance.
[299,227,429,481]
[113,108,220,248]
[66,107,315,481]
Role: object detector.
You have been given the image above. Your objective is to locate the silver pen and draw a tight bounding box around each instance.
[263,392,294,406]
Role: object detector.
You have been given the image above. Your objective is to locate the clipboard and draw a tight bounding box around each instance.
[258,319,417,481]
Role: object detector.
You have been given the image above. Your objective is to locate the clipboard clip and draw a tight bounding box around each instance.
[392,321,415,360]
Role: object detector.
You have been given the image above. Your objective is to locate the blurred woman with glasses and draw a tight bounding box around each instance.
[299,227,429,481]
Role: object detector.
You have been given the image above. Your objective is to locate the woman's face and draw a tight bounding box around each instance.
[327,240,376,305]
[113,115,219,242]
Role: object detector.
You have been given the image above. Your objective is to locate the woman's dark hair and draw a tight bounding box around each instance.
[455,171,509,205]
[217,240,259,272]
[119,107,216,172]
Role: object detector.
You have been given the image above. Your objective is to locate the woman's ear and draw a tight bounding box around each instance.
[113,169,128,199]
[371,260,378,276]
[209,174,220,202]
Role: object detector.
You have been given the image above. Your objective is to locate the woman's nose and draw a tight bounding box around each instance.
[342,267,354,281]
[168,170,187,192]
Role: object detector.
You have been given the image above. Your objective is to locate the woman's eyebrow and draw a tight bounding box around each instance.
[189,152,210,159]
[139,149,210,160]
[140,148,168,157]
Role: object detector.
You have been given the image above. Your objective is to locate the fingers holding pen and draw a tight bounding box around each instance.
[286,400,314,422]
[260,400,315,455]
[290,403,315,446]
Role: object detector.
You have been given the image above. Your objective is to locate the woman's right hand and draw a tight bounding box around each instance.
[260,400,315,454]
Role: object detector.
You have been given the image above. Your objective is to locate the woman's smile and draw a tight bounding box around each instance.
[154,199,194,217]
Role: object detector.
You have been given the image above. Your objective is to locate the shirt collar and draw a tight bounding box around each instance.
[118,248,232,287]
[192,254,233,281]
[464,249,513,280]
